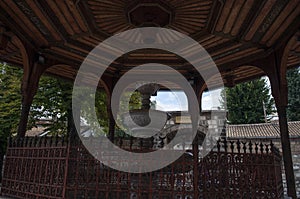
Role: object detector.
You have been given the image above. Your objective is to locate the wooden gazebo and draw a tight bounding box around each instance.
[0,0,299,198]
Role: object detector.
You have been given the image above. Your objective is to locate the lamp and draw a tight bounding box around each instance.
[139,22,159,44]
[35,53,46,64]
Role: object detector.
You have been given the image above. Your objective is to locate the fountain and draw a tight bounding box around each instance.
[122,83,167,138]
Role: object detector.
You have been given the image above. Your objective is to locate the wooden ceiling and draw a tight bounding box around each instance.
[0,0,299,88]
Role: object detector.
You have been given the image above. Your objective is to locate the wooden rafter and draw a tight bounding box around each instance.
[0,0,298,89]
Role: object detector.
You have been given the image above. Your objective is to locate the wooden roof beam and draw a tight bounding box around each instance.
[0,33,9,50]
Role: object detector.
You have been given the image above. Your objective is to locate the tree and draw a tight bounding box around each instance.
[0,63,22,180]
[0,63,142,139]
[119,91,141,113]
[221,78,274,124]
[114,91,141,136]
[286,67,300,121]
[0,64,76,137]
[30,76,74,135]
[32,76,111,136]
[0,63,22,136]
[0,63,22,145]
[79,89,109,136]
[0,63,111,138]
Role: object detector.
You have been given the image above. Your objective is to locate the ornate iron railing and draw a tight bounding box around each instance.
[1,136,283,198]
[1,136,68,199]
[199,140,283,198]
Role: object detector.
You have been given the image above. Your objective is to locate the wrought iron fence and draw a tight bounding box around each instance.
[199,140,283,198]
[1,136,283,198]
[1,136,68,199]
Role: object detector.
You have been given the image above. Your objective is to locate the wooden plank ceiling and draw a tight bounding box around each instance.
[0,0,299,88]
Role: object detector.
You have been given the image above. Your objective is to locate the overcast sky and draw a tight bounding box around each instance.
[151,89,223,111]
[149,76,275,112]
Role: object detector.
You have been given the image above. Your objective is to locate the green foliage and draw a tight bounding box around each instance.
[95,91,109,132]
[0,63,111,139]
[119,91,141,113]
[30,76,73,135]
[32,76,110,136]
[0,63,22,157]
[0,63,145,141]
[115,91,141,135]
[287,67,300,121]
[221,78,274,124]
[79,89,109,136]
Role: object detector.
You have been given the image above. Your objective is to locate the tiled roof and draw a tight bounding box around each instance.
[226,121,300,139]
[25,127,45,137]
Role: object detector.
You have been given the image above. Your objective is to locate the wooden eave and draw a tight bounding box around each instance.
[0,0,299,89]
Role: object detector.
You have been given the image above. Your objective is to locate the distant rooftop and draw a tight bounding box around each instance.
[227,121,300,139]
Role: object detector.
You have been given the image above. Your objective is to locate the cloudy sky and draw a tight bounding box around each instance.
[151,89,223,111]
[150,77,272,112]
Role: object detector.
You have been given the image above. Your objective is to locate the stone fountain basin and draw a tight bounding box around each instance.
[122,109,167,138]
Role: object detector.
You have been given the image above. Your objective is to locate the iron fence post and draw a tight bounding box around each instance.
[62,136,70,198]
[192,137,199,198]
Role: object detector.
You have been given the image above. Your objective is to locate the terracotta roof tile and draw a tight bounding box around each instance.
[226,121,300,139]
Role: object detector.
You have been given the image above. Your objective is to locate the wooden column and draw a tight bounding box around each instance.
[102,76,117,142]
[17,56,47,137]
[191,77,205,199]
[265,52,296,198]
[108,108,116,142]
[193,77,206,111]
[247,30,297,196]
[272,90,296,198]
[276,105,296,198]
[68,96,81,140]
